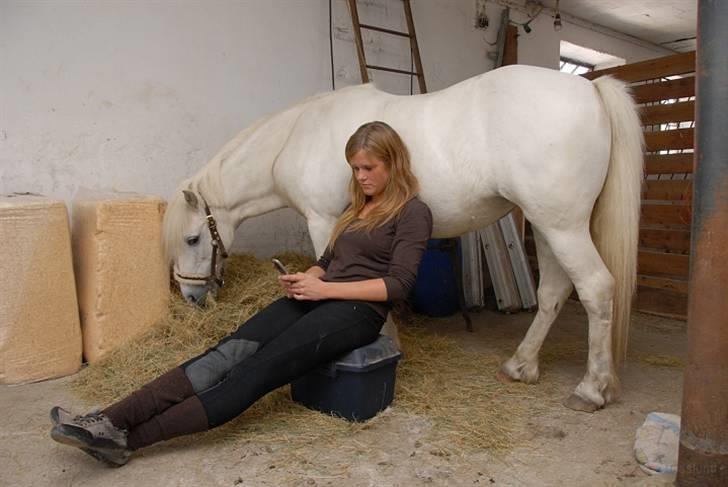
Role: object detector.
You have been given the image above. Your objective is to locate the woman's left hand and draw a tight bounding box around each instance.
[279,273,329,301]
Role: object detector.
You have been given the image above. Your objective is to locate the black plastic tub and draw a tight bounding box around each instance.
[291,335,403,421]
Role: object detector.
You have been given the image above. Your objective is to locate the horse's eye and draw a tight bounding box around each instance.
[185,236,200,246]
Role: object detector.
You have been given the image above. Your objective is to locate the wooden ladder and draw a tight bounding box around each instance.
[347,0,427,93]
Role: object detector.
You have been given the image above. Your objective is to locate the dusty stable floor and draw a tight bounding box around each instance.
[1,301,684,487]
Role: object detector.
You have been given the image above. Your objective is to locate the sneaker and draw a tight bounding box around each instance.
[50,406,105,426]
[50,406,79,426]
[50,412,128,451]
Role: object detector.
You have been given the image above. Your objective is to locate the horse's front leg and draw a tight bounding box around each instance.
[499,229,573,384]
[305,213,338,258]
[380,315,400,349]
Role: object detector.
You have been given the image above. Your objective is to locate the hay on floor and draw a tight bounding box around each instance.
[72,253,549,453]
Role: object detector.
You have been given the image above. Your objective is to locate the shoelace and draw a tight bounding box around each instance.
[66,407,101,424]
[72,411,129,437]
[72,413,106,427]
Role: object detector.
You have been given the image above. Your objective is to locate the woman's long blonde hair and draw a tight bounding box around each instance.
[327,121,420,249]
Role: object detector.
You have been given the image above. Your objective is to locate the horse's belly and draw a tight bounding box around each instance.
[429,196,514,238]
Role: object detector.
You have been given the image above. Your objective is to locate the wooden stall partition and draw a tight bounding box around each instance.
[525,52,695,320]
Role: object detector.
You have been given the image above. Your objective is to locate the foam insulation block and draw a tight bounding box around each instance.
[73,192,169,363]
[0,195,83,384]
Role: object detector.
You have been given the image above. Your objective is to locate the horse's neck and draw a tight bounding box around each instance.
[203,103,309,227]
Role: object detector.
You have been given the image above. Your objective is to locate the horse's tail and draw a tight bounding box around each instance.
[590,75,644,367]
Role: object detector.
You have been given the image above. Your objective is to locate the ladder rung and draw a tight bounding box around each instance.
[366,64,420,76]
[359,23,411,38]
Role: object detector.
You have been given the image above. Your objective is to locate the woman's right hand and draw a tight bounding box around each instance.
[278,274,294,298]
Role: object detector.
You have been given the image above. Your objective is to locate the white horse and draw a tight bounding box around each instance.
[162,64,644,412]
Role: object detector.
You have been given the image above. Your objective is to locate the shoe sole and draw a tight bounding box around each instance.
[79,447,129,467]
[51,427,128,467]
[50,424,126,451]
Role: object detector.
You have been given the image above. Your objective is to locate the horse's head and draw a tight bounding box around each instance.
[163,186,235,306]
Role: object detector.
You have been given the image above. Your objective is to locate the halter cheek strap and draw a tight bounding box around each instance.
[173,196,229,290]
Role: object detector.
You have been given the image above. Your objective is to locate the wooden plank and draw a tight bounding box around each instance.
[462,232,486,308]
[643,179,692,201]
[531,228,691,263]
[640,100,694,126]
[631,76,695,104]
[480,226,522,311]
[502,25,518,66]
[641,203,692,227]
[637,275,689,294]
[645,153,694,175]
[644,128,694,151]
[639,228,691,253]
[635,286,687,320]
[509,206,525,242]
[347,0,370,83]
[403,0,427,94]
[638,250,690,278]
[583,51,695,82]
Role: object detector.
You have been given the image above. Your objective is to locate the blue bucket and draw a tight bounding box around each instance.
[410,239,459,317]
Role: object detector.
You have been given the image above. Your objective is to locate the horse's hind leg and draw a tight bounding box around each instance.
[499,228,573,384]
[539,225,619,412]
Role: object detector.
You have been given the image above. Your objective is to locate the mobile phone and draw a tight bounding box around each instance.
[272,258,289,275]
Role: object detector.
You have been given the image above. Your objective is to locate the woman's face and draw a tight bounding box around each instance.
[350,149,390,201]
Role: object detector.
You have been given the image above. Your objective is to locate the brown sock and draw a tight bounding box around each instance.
[103,367,195,431]
[126,395,209,450]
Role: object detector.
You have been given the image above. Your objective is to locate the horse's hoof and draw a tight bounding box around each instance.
[495,368,515,384]
[563,393,600,413]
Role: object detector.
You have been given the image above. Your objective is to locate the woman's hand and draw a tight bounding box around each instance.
[277,273,294,298]
[278,273,329,301]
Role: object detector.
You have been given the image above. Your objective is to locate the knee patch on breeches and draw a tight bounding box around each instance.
[183,338,259,393]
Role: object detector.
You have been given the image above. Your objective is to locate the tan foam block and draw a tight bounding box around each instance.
[0,195,82,384]
[73,193,169,363]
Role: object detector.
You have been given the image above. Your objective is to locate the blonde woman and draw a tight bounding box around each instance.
[49,121,433,466]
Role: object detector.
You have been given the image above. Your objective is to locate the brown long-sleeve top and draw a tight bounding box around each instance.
[316,197,433,318]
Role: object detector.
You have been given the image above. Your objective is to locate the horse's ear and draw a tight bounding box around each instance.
[183,190,199,209]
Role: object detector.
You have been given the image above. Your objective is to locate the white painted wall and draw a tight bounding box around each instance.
[1,0,336,256]
[0,0,670,257]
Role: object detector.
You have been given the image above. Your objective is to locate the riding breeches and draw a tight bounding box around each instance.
[103,298,384,449]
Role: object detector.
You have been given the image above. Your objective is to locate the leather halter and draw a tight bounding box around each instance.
[173,197,229,290]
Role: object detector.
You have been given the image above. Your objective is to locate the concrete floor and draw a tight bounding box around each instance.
[1,301,684,487]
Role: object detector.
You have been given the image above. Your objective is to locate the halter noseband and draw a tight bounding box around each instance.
[174,196,229,291]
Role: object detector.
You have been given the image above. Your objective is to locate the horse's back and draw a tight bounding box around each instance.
[274,67,611,236]
[383,66,611,232]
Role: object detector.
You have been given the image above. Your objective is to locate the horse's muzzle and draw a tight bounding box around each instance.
[180,283,209,307]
